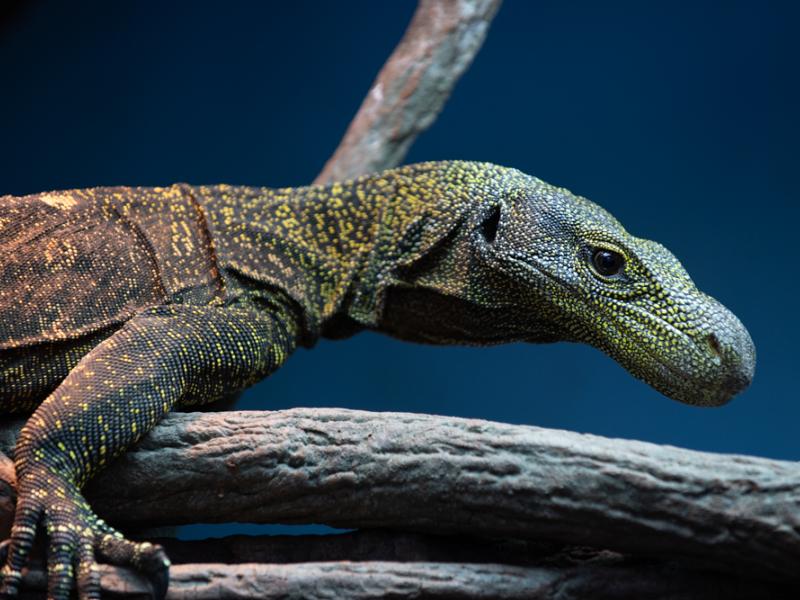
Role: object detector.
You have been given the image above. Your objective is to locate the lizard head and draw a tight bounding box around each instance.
[470,167,755,406]
[376,162,755,406]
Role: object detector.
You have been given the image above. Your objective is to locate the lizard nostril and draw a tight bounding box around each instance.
[706,333,722,360]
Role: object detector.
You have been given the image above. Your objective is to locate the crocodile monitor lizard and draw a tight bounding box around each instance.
[0,161,755,599]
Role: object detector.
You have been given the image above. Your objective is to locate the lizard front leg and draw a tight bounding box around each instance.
[0,303,296,600]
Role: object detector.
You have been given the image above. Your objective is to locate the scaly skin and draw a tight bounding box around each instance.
[0,161,754,598]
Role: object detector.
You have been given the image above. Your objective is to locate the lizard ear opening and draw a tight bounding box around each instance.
[480,205,501,244]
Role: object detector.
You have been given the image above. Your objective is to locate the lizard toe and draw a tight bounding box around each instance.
[0,498,43,597]
[75,542,101,600]
[96,531,170,600]
[44,499,97,600]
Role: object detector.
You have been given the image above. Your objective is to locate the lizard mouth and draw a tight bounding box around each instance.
[604,302,755,406]
[502,255,755,406]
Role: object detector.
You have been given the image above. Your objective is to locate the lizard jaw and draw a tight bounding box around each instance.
[603,297,756,407]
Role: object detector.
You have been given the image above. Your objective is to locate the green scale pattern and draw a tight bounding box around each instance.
[0,161,754,599]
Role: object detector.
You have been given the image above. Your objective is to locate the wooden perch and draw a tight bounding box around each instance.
[315,0,503,184]
[11,530,797,598]
[16,557,793,600]
[2,408,799,587]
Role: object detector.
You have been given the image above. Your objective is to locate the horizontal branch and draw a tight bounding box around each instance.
[2,408,799,585]
[314,0,502,184]
[16,556,791,600]
[12,529,798,598]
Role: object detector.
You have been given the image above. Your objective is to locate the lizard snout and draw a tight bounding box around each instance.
[696,315,755,406]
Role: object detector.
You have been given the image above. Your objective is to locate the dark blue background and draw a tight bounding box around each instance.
[1,1,797,535]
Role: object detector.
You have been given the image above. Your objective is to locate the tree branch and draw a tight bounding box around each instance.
[314,0,502,184]
[2,408,798,585]
[17,556,792,600]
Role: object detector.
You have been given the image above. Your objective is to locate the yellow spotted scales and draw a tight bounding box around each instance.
[0,161,754,599]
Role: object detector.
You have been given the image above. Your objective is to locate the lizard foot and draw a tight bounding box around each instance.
[0,467,170,600]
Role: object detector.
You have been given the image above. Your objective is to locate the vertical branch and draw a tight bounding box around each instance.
[315,0,503,184]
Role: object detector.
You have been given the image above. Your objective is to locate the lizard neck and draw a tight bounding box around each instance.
[194,179,387,344]
[194,161,506,342]
[344,161,513,331]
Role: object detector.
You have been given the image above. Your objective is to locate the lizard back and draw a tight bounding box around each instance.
[0,190,164,350]
[0,185,222,411]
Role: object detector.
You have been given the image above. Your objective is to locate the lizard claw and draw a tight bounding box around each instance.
[146,552,170,600]
[147,558,170,600]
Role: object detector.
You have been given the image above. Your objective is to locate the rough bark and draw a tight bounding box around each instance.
[16,558,794,600]
[12,529,797,599]
[2,408,798,586]
[314,0,503,184]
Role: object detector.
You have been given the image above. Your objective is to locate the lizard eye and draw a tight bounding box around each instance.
[591,247,625,277]
[480,205,501,243]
